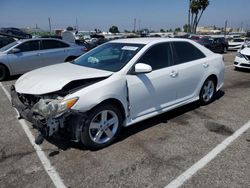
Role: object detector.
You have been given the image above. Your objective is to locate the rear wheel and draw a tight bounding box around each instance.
[0,65,9,81]
[81,104,123,149]
[199,78,216,105]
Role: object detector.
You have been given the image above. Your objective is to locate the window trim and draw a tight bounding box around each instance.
[17,40,41,53]
[170,41,206,65]
[127,42,174,75]
[40,39,70,50]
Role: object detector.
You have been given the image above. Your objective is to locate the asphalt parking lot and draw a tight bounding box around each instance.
[0,51,250,188]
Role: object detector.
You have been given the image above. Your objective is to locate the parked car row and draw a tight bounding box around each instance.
[190,35,228,53]
[0,27,32,39]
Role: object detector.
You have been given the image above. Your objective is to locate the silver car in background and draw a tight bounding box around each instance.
[0,38,87,80]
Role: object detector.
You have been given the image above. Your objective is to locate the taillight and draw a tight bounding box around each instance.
[81,47,88,52]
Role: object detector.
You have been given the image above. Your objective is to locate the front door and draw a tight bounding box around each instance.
[7,40,42,74]
[126,42,178,120]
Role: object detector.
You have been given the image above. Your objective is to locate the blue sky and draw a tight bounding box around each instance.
[0,0,249,31]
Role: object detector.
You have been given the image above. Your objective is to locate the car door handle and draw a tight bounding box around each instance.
[203,63,209,68]
[170,70,178,78]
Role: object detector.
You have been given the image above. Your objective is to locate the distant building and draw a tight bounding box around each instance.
[196,26,233,34]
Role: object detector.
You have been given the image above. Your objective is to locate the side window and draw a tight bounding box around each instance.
[17,41,39,52]
[172,42,205,64]
[41,40,69,50]
[137,43,172,70]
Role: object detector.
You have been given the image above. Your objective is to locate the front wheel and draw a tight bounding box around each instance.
[199,78,216,105]
[81,104,123,149]
[0,65,9,81]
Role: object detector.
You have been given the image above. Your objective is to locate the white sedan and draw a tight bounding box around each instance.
[228,38,245,51]
[11,38,225,149]
[234,46,250,69]
[0,38,86,80]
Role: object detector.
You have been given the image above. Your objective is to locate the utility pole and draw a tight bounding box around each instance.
[48,17,52,34]
[188,0,191,33]
[133,18,136,33]
[76,17,79,31]
[224,20,227,37]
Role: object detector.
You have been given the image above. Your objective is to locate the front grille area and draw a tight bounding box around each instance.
[17,93,40,107]
[240,63,250,67]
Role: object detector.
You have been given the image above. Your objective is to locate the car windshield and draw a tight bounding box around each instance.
[233,38,244,42]
[0,41,18,52]
[73,42,145,72]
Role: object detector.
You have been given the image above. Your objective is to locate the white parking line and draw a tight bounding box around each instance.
[225,65,234,68]
[165,120,250,188]
[0,82,66,188]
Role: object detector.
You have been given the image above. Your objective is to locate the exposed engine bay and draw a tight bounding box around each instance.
[11,77,108,145]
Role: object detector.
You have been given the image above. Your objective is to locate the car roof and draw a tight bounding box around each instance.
[111,37,192,45]
[19,38,68,43]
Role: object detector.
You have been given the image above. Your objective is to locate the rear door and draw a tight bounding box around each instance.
[40,39,70,66]
[126,42,179,120]
[7,40,42,74]
[171,41,208,102]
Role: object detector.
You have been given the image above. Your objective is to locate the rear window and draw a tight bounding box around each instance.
[190,36,201,40]
[41,40,69,50]
[172,42,205,64]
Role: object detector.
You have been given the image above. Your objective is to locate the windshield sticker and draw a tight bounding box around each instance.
[88,56,100,64]
[122,46,139,51]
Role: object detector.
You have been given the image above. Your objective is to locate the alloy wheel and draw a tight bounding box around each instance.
[89,110,119,144]
[202,80,215,103]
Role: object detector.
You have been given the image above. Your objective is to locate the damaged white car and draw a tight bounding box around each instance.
[11,38,225,149]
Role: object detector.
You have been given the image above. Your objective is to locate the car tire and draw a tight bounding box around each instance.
[0,64,9,81]
[81,104,123,149]
[223,47,227,53]
[199,78,216,105]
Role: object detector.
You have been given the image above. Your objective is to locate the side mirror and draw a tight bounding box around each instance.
[10,48,20,54]
[134,63,152,74]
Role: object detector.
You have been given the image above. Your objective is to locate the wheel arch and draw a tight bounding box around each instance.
[206,74,218,88]
[0,63,11,75]
[91,98,126,123]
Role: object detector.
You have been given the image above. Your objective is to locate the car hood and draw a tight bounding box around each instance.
[240,47,250,55]
[15,63,113,95]
[229,42,244,45]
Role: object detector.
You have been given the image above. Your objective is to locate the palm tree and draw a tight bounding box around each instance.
[190,0,209,33]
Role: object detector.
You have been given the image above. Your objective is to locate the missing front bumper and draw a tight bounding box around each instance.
[10,86,86,144]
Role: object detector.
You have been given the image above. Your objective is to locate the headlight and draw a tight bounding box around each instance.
[32,97,79,117]
[236,52,244,58]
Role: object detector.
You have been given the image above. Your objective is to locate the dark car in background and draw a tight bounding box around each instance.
[210,37,228,53]
[190,35,228,53]
[0,27,32,39]
[0,35,16,48]
[190,35,212,48]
